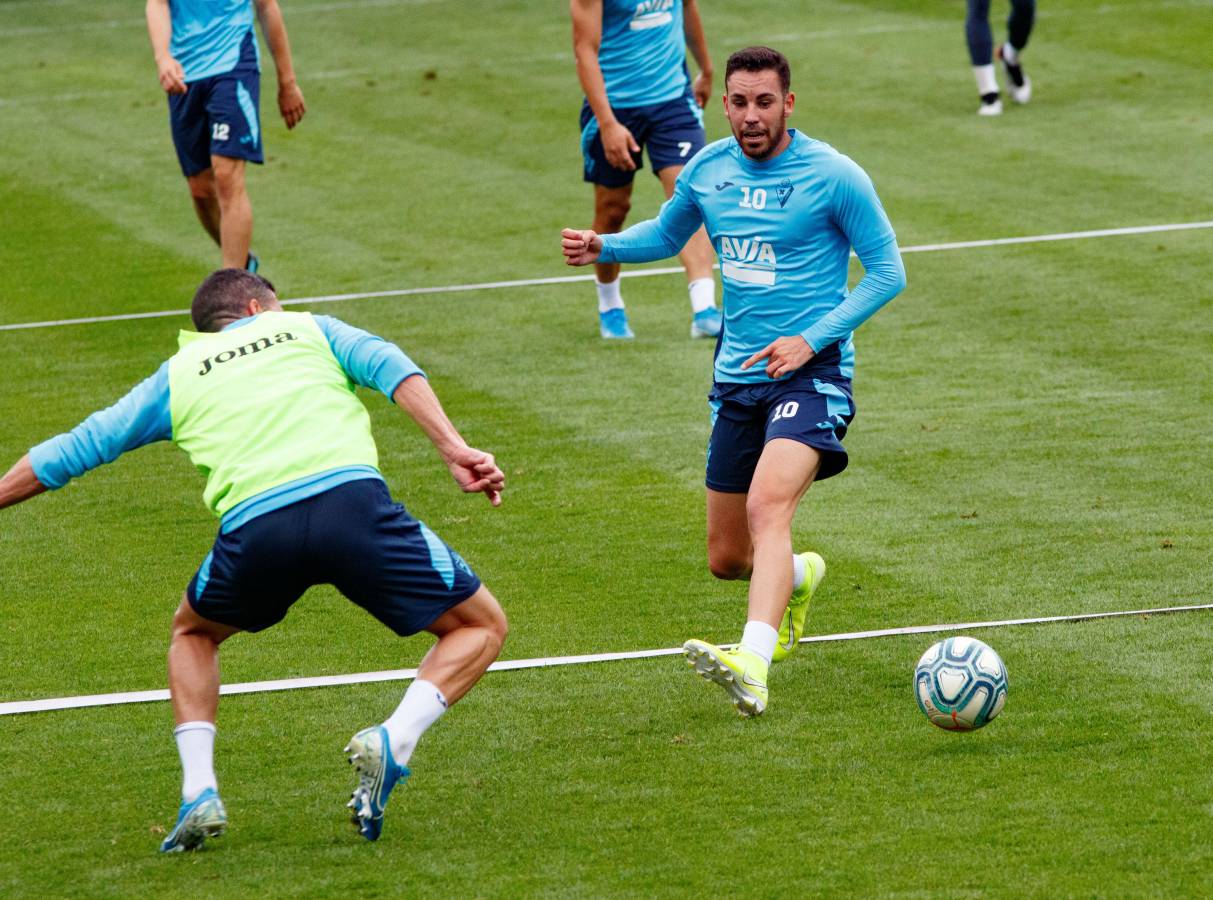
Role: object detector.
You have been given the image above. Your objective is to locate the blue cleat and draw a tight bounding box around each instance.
[245,252,260,273]
[690,306,723,339]
[599,308,635,340]
[159,787,227,853]
[345,725,410,842]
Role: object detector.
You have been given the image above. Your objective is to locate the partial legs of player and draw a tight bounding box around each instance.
[688,439,822,716]
[184,159,259,272]
[966,0,1035,116]
[161,584,507,847]
[161,594,239,852]
[592,183,635,339]
[211,155,254,270]
[347,585,507,841]
[656,165,722,340]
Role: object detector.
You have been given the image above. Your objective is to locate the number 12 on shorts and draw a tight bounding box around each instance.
[771,400,799,422]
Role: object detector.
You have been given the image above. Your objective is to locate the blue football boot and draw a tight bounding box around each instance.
[599,307,635,340]
[159,787,227,853]
[345,725,411,842]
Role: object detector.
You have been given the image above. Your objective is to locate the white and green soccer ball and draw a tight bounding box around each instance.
[914,636,1008,731]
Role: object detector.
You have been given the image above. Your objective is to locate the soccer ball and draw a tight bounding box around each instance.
[914,636,1008,731]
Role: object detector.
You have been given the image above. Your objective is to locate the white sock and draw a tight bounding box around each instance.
[687,277,715,314]
[175,721,217,802]
[739,621,778,666]
[382,679,448,766]
[792,554,807,591]
[973,64,998,96]
[596,279,624,313]
[1001,41,1020,65]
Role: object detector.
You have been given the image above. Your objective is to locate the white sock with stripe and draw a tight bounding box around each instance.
[175,721,218,802]
[973,64,999,97]
[383,679,448,766]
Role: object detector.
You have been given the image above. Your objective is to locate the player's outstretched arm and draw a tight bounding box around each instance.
[255,0,306,129]
[0,456,47,511]
[561,228,603,266]
[391,375,504,507]
[145,0,186,94]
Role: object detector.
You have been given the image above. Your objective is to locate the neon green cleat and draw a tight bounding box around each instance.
[683,639,768,717]
[773,551,826,663]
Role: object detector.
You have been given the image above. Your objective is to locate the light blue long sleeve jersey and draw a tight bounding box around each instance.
[599,129,906,383]
[28,315,422,533]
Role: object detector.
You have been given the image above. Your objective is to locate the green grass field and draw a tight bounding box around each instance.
[2,0,1212,895]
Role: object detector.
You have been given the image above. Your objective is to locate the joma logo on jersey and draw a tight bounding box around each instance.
[719,237,777,286]
[197,332,298,376]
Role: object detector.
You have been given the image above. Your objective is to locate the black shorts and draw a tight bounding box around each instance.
[168,33,263,177]
[187,479,481,635]
[579,88,706,187]
[706,376,855,493]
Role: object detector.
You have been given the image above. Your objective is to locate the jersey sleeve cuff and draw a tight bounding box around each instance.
[28,437,71,490]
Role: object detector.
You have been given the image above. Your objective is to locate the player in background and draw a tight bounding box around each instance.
[967,0,1035,116]
[0,270,507,849]
[561,47,905,717]
[146,0,307,270]
[571,0,722,340]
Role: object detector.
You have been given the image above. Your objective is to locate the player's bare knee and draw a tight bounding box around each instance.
[187,172,216,201]
[707,546,749,580]
[597,197,631,230]
[484,607,508,653]
[745,493,794,537]
[212,162,246,200]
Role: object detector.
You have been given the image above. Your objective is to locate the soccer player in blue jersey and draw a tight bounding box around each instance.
[146,0,306,270]
[561,47,906,716]
[967,0,1035,116]
[0,270,507,849]
[570,0,722,340]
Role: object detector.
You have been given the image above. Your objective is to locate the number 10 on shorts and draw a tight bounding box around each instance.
[771,400,799,422]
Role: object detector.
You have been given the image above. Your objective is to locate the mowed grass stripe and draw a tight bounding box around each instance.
[2,220,1210,330]
[4,603,1209,716]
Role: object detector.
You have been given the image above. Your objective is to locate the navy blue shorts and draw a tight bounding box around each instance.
[168,36,263,176]
[187,479,481,636]
[580,88,706,187]
[706,375,856,493]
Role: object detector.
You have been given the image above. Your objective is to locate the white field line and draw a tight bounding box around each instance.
[2,220,1211,333]
[2,603,1208,717]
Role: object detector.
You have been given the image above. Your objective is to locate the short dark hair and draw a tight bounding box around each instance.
[191,269,278,332]
[725,46,791,95]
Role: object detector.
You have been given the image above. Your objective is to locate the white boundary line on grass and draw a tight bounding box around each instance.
[2,603,1208,717]
[2,220,1212,333]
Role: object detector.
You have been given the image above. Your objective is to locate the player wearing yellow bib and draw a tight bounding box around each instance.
[0,270,507,850]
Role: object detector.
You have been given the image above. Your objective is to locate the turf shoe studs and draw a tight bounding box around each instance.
[996,44,1032,104]
[599,307,635,340]
[159,787,227,853]
[345,725,411,842]
[683,639,769,717]
[977,92,1003,116]
[690,306,723,339]
[773,551,826,663]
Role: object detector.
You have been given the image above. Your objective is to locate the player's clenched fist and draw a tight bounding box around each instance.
[561,228,603,267]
